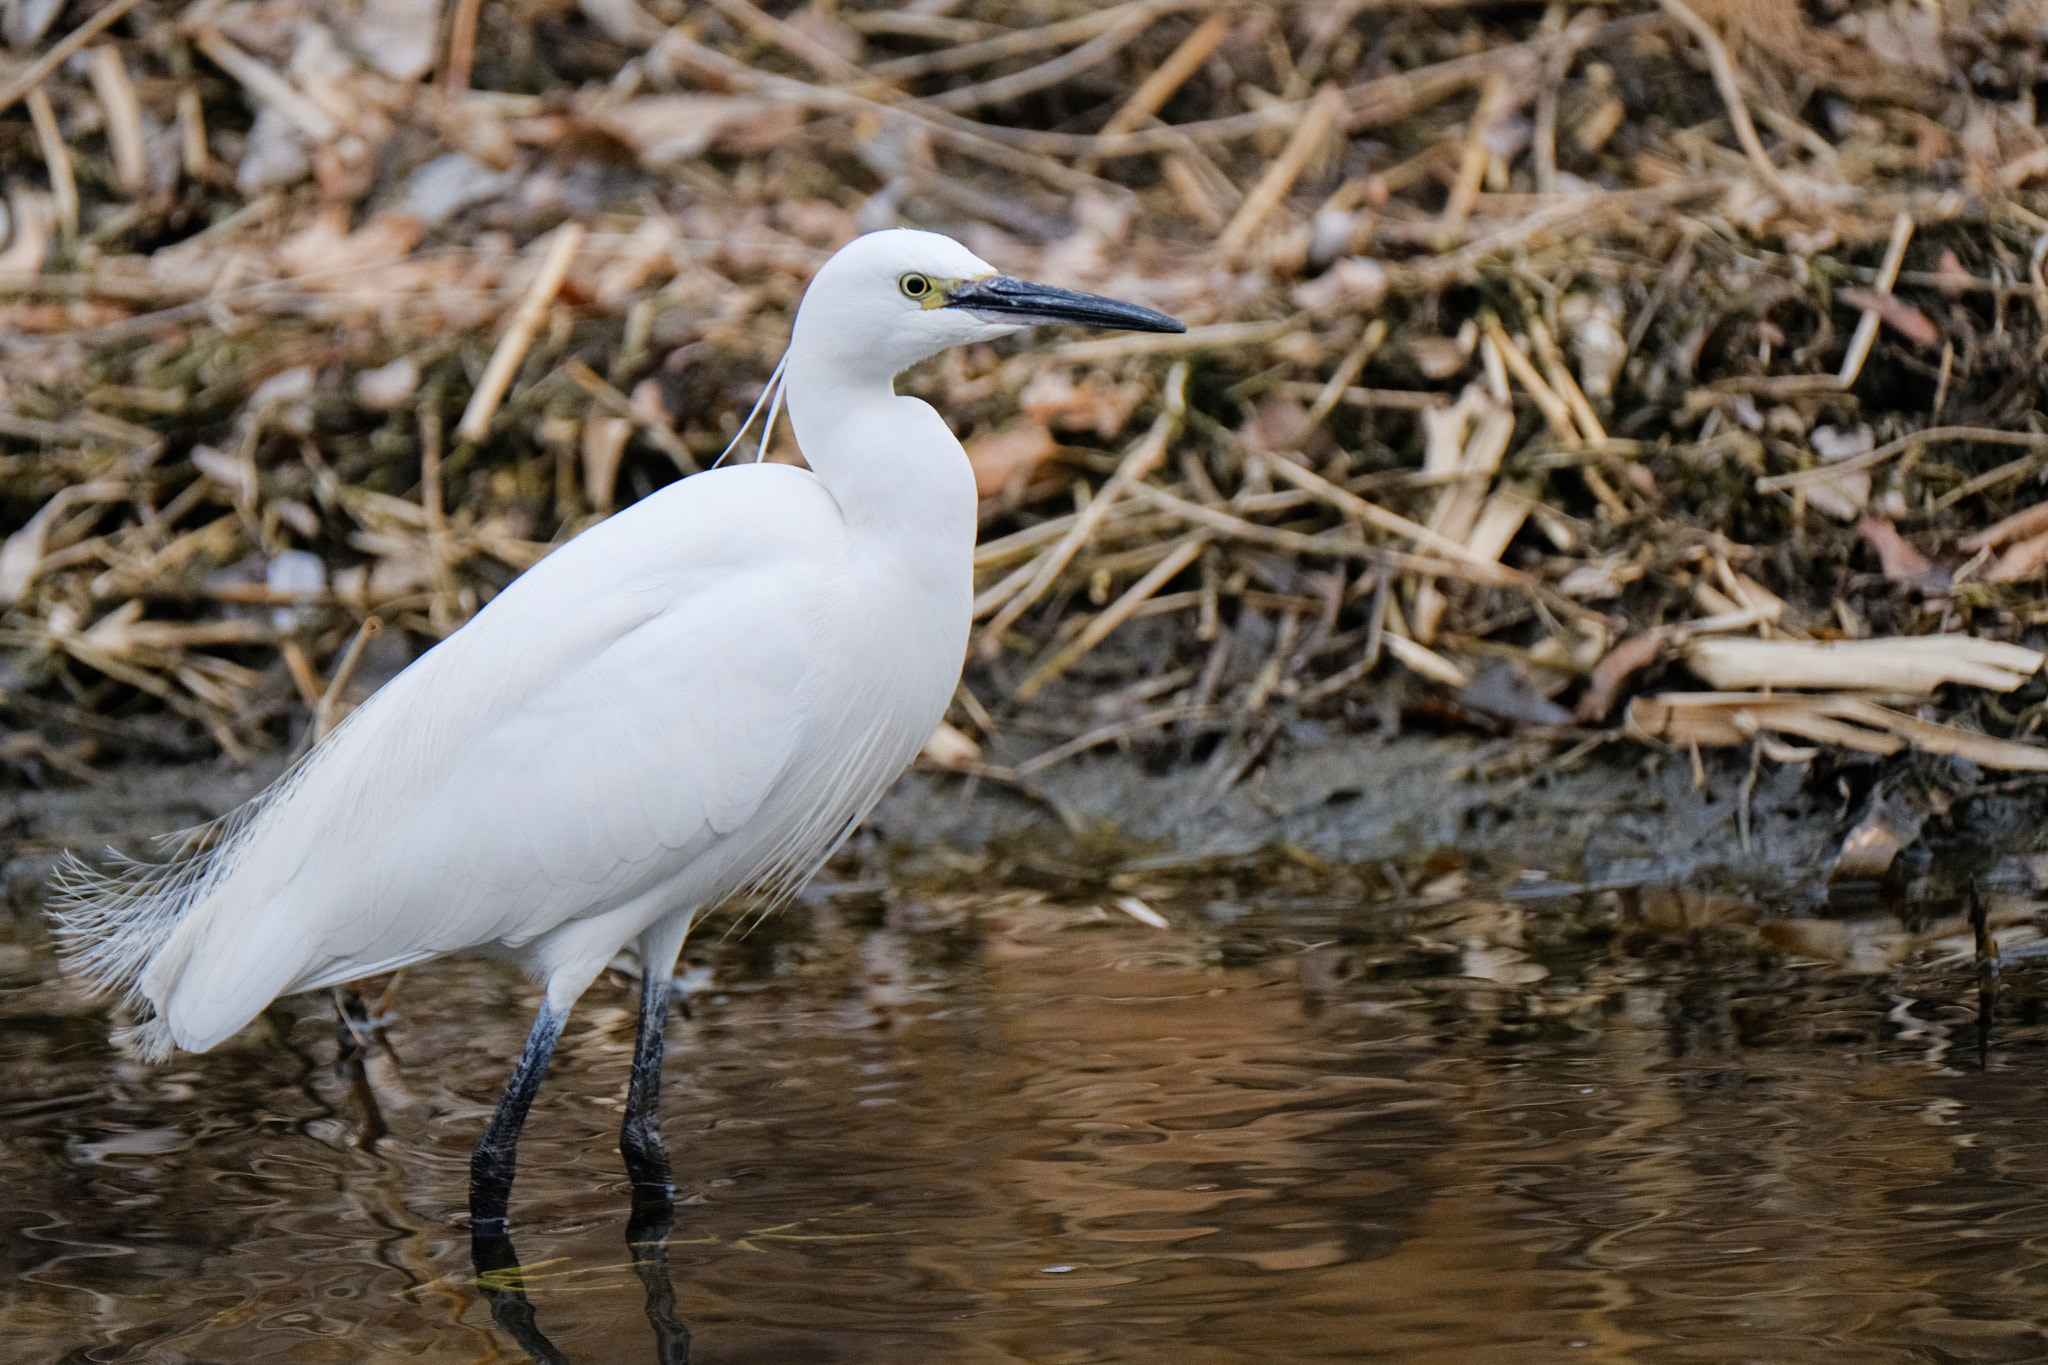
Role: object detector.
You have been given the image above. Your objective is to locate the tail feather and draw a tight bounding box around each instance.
[47,801,273,1060]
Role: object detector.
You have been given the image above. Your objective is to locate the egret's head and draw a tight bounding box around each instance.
[789,228,1184,384]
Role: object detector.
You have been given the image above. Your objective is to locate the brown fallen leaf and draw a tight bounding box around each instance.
[1838,286,1940,347]
[1934,248,1972,298]
[1987,529,2048,582]
[967,425,1057,499]
[1576,628,1669,723]
[1857,516,1932,581]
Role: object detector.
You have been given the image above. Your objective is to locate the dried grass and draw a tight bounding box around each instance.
[4,0,2048,792]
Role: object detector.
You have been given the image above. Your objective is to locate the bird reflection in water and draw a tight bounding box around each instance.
[471,1196,693,1365]
[329,987,689,1362]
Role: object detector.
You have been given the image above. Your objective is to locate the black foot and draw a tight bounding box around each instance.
[622,1120,674,1198]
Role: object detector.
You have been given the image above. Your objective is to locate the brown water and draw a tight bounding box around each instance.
[7,874,2048,1364]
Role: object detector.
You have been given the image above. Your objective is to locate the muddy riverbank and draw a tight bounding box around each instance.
[10,735,2048,913]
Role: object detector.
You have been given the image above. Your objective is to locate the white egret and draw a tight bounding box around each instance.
[52,228,1182,1233]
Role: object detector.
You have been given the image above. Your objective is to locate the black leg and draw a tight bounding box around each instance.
[620,966,676,1201]
[471,1000,567,1236]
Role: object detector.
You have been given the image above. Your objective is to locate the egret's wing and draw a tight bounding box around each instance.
[336,561,822,959]
[149,468,842,1049]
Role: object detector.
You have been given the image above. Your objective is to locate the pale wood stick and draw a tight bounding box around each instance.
[1015,534,1210,699]
[978,364,1187,658]
[0,0,148,117]
[25,88,78,249]
[88,47,148,195]
[1217,84,1345,260]
[457,224,585,444]
[1837,211,1914,388]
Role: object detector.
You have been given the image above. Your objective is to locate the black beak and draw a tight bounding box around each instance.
[944,275,1185,334]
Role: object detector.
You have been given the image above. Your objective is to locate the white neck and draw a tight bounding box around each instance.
[783,347,977,546]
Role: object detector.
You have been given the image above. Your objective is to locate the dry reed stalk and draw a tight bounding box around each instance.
[1961,501,2048,553]
[700,0,866,83]
[565,360,695,474]
[866,0,1205,81]
[1262,449,1523,583]
[176,87,208,180]
[1296,319,1388,441]
[1654,0,1794,203]
[1014,702,1227,776]
[456,225,585,445]
[0,0,148,116]
[978,365,1186,658]
[1217,84,1345,260]
[919,4,1162,113]
[441,0,484,94]
[658,34,1112,195]
[1683,637,2044,693]
[192,28,339,141]
[1629,693,2048,770]
[1526,317,1606,445]
[1082,7,1234,169]
[1382,632,1469,687]
[87,47,148,196]
[1015,534,1211,700]
[1756,428,2048,493]
[1479,314,1580,446]
[1836,213,1915,388]
[314,617,383,743]
[25,88,79,249]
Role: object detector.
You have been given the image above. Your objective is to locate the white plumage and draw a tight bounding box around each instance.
[52,226,1183,1229]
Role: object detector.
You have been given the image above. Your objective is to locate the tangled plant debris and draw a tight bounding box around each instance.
[7,0,2048,833]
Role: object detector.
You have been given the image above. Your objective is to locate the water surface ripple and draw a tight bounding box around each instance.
[7,882,2048,1362]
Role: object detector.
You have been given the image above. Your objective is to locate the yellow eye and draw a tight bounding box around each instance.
[899,273,934,300]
